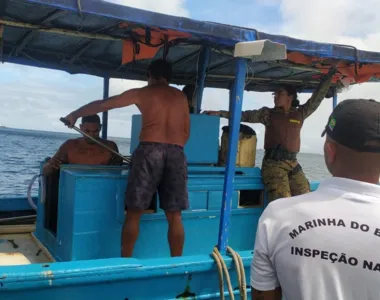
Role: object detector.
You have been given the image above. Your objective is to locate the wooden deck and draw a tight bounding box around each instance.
[0,225,53,266]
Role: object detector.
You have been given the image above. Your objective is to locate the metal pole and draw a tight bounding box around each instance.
[332,88,338,109]
[102,77,110,139]
[0,19,120,41]
[195,46,210,113]
[59,118,130,163]
[217,58,247,253]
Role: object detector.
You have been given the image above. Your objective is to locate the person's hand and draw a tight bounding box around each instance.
[48,157,64,170]
[63,113,78,128]
[202,110,221,116]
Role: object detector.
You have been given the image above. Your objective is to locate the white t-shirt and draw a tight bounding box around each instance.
[250,177,380,300]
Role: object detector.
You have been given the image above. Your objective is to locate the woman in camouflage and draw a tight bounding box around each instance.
[204,67,337,202]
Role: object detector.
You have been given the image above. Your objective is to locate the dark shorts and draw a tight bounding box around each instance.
[125,142,189,212]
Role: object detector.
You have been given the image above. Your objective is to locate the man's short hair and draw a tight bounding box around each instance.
[82,114,101,124]
[147,59,173,82]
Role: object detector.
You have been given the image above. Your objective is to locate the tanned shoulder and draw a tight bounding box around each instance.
[62,138,78,149]
[103,139,118,149]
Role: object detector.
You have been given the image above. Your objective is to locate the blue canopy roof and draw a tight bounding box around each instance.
[1,0,380,92]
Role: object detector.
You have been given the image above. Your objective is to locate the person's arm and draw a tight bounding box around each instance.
[300,67,337,119]
[42,141,70,176]
[108,141,123,166]
[64,88,142,127]
[205,107,271,126]
[252,287,282,300]
[250,210,282,300]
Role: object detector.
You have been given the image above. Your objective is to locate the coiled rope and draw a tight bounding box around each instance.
[211,246,247,300]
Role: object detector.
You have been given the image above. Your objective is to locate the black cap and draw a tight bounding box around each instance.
[321,99,380,152]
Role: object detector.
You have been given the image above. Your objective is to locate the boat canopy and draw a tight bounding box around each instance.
[2,0,380,92]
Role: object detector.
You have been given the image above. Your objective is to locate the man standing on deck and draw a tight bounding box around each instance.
[62,59,190,258]
[250,99,380,300]
[42,114,122,176]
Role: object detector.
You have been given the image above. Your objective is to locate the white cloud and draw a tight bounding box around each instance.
[105,79,145,138]
[103,0,189,17]
[0,0,189,136]
[201,0,380,154]
[278,0,380,45]
[0,63,103,132]
[272,0,380,153]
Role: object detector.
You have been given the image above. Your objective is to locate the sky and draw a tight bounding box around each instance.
[1,0,380,154]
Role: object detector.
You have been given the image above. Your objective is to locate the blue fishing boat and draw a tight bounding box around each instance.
[1,1,380,299]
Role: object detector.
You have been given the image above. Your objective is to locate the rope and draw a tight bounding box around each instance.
[76,0,84,30]
[211,247,234,300]
[122,155,132,165]
[227,246,247,299]
[211,246,247,300]
[27,174,40,210]
[77,0,82,15]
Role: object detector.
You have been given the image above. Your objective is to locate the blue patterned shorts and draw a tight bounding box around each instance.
[125,142,189,212]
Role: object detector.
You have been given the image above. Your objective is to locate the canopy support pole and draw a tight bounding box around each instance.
[102,77,110,140]
[195,46,210,113]
[332,88,338,109]
[217,58,247,253]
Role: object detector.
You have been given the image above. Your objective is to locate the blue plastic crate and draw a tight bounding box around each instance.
[130,114,220,164]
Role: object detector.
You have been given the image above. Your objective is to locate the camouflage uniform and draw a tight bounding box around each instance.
[220,69,336,202]
[261,158,310,202]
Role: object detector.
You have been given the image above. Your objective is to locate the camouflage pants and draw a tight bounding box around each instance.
[261,158,310,202]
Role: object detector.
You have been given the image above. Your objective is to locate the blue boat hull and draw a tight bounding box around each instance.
[0,252,252,299]
[0,165,320,299]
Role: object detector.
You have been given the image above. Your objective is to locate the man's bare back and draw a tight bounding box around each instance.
[135,84,190,147]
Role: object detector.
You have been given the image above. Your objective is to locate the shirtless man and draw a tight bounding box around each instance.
[62,59,190,258]
[42,114,122,176]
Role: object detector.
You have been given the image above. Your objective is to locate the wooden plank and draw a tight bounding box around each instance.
[0,224,35,234]
[0,233,53,266]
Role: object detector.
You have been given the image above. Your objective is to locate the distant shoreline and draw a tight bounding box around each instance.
[0,126,129,141]
[0,126,323,156]
[0,126,80,136]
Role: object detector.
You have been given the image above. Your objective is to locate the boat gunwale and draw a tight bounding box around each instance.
[0,250,253,288]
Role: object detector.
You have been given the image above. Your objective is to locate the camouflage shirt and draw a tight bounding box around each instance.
[219,67,336,125]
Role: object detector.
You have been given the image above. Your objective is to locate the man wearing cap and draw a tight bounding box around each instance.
[250,99,380,300]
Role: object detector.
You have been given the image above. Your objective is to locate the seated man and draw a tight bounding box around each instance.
[42,114,122,176]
